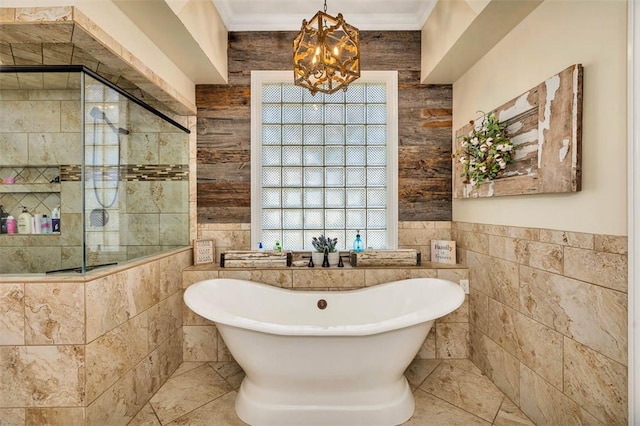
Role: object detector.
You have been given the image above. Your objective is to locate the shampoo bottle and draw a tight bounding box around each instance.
[51,206,61,233]
[17,207,32,234]
[6,215,16,234]
[40,215,51,234]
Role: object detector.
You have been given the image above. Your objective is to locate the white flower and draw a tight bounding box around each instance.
[498,160,507,169]
[459,157,468,164]
[486,137,493,146]
[480,144,488,152]
[479,165,487,173]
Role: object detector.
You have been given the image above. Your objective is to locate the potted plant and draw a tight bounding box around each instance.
[455,111,515,187]
[311,234,339,266]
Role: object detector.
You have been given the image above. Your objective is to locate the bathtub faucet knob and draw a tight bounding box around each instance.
[322,245,330,268]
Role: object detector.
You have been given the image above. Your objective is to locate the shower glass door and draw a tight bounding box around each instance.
[0,65,190,275]
[83,71,190,271]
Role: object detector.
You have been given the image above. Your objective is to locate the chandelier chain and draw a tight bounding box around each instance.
[323,0,327,13]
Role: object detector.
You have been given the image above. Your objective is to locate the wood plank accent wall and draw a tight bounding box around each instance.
[196,31,452,223]
[453,64,583,198]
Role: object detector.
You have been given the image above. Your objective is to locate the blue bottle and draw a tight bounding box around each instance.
[353,230,364,252]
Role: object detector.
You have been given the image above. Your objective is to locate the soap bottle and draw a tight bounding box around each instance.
[6,215,16,234]
[274,241,282,252]
[51,206,61,233]
[17,206,33,234]
[353,230,364,252]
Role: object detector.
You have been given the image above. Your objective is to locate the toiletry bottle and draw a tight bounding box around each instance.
[17,206,33,234]
[6,215,16,234]
[258,242,264,250]
[353,230,364,252]
[51,206,61,233]
[41,215,51,234]
[0,205,8,234]
[33,213,42,234]
[274,241,282,252]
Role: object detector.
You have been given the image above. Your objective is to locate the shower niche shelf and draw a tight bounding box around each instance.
[0,183,61,193]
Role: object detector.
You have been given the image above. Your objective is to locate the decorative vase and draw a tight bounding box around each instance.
[328,252,339,266]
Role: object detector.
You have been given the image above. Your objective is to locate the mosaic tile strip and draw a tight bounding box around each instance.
[126,165,189,181]
[60,164,188,182]
[60,165,81,181]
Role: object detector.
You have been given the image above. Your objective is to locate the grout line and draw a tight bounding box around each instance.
[162,395,227,426]
[491,396,506,425]
[148,402,163,426]
[418,388,495,424]
[412,358,443,390]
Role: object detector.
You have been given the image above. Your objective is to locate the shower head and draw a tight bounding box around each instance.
[89,107,106,120]
[89,107,130,135]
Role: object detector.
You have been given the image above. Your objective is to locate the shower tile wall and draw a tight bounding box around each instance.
[84,99,190,267]
[0,248,192,425]
[184,220,468,362]
[0,82,190,273]
[453,222,628,425]
[0,84,83,273]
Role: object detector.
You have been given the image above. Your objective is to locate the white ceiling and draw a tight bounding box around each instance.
[211,0,438,31]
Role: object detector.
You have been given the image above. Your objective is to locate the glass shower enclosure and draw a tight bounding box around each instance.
[0,66,190,274]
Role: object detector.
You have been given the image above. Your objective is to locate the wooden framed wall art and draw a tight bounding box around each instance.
[454,64,583,198]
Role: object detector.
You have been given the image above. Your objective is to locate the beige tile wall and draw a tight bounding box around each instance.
[0,86,193,274]
[454,221,628,425]
[0,248,192,425]
[197,220,454,262]
[185,221,468,362]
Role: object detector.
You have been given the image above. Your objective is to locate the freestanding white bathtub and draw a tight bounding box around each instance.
[183,277,465,426]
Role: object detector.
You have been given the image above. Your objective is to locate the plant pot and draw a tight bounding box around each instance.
[311,251,324,267]
[328,252,340,266]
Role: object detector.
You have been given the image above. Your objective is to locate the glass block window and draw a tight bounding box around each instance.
[251,71,398,251]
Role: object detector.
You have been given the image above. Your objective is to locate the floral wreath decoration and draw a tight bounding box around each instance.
[455,111,515,187]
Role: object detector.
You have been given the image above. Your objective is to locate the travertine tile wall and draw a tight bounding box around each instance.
[0,84,192,274]
[453,221,628,425]
[0,248,192,425]
[197,220,454,262]
[184,221,469,362]
[0,6,197,116]
[0,85,83,274]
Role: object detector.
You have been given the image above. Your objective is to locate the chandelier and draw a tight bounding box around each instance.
[293,0,360,95]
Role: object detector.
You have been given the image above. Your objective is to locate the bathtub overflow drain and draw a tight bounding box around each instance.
[317,299,327,310]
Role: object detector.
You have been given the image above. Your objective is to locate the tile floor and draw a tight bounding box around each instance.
[129,359,535,425]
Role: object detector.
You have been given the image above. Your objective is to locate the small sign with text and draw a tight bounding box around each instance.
[430,240,456,264]
[193,239,215,265]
